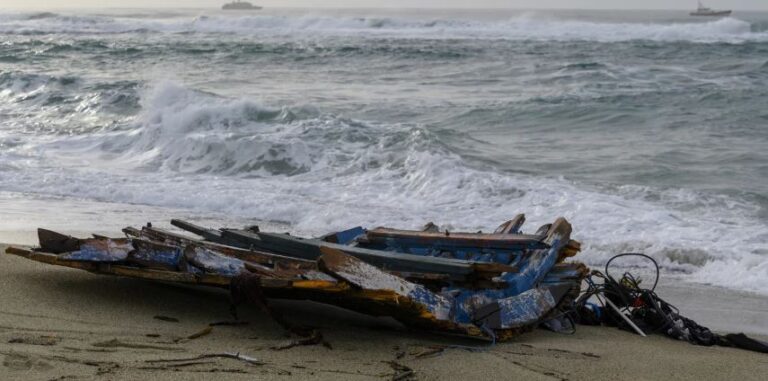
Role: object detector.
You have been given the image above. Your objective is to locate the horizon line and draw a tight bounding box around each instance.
[2,6,763,12]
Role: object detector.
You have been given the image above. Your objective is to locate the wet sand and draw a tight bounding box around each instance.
[2,242,767,380]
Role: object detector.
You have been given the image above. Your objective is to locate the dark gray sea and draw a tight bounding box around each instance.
[1,8,767,292]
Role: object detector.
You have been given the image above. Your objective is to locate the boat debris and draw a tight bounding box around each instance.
[4,215,588,340]
[146,352,263,366]
[575,253,768,353]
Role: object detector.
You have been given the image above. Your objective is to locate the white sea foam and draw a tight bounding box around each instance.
[0,12,765,43]
[1,81,766,294]
[188,14,762,43]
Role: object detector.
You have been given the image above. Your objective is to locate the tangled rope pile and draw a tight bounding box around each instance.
[573,253,768,353]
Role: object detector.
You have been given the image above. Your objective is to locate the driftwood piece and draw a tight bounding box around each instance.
[270,330,331,350]
[8,335,60,346]
[147,352,262,366]
[92,339,182,351]
[186,326,213,340]
[386,361,415,381]
[209,321,248,327]
[153,315,179,323]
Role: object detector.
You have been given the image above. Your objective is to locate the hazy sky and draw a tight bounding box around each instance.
[0,0,768,10]
[3,0,766,11]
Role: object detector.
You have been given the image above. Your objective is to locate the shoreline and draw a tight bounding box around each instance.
[2,242,767,379]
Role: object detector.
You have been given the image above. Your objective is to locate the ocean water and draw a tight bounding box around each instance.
[1,8,767,294]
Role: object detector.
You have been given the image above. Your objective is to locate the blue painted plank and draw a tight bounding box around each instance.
[323,226,365,245]
[127,240,182,270]
[58,240,132,262]
[492,287,556,329]
[183,245,246,277]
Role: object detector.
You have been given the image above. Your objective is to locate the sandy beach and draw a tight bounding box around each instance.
[2,242,767,381]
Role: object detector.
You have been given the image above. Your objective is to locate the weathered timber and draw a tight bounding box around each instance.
[5,247,231,287]
[502,217,572,295]
[494,214,526,234]
[127,226,315,271]
[422,222,439,232]
[7,246,352,295]
[38,228,82,254]
[183,245,247,277]
[128,239,183,271]
[472,287,558,329]
[124,227,505,289]
[222,228,515,280]
[363,226,547,250]
[318,226,365,244]
[59,239,133,262]
[170,219,226,242]
[318,246,453,321]
[172,219,518,278]
[6,215,587,341]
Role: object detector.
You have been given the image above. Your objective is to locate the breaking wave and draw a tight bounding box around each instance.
[0,71,140,133]
[189,14,765,43]
[0,12,766,43]
[1,81,766,293]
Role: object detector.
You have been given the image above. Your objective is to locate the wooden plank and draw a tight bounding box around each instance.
[38,228,81,254]
[127,239,183,271]
[59,239,133,263]
[498,217,573,295]
[132,225,489,287]
[4,247,230,286]
[472,287,557,329]
[183,245,247,277]
[364,227,547,250]
[170,219,516,280]
[493,214,526,234]
[221,229,512,279]
[7,247,99,270]
[318,246,452,321]
[5,247,357,294]
[421,222,439,232]
[170,219,225,241]
[127,226,316,270]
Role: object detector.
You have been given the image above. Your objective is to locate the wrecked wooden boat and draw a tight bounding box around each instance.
[5,215,587,341]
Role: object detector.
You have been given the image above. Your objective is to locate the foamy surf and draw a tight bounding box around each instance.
[0,11,766,43]
[1,80,766,294]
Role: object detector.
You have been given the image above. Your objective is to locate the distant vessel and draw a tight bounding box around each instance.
[222,1,262,10]
[690,2,732,17]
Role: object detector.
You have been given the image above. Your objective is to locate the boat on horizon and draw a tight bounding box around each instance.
[222,1,262,10]
[690,2,732,17]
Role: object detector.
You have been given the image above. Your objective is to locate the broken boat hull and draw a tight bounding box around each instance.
[5,216,587,340]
